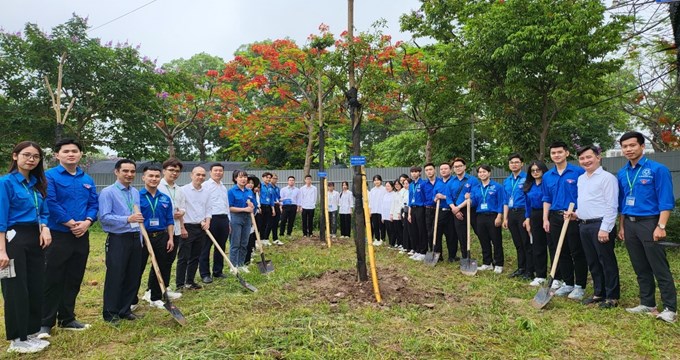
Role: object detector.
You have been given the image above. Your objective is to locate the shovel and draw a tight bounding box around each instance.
[531,202,574,309]
[250,212,274,274]
[460,199,478,276]
[134,207,187,326]
[205,229,258,292]
[424,199,441,266]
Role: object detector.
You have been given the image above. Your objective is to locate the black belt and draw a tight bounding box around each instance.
[509,208,525,212]
[478,212,498,217]
[149,230,167,238]
[411,205,424,208]
[212,214,229,218]
[425,206,435,209]
[624,215,658,222]
[184,223,202,228]
[578,218,602,225]
[549,210,566,217]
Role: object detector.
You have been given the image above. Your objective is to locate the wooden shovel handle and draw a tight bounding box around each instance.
[432,199,440,247]
[133,205,168,295]
[205,229,238,273]
[547,203,575,279]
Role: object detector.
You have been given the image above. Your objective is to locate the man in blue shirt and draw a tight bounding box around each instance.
[422,163,440,257]
[99,159,143,323]
[270,174,282,244]
[617,131,677,323]
[137,166,174,310]
[433,162,457,262]
[541,141,587,300]
[447,157,480,261]
[260,172,279,245]
[39,139,98,338]
[407,166,427,260]
[502,153,532,280]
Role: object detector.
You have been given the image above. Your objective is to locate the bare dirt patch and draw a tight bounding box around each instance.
[293,267,460,307]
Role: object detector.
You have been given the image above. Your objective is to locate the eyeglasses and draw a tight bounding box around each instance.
[509,161,522,165]
[165,168,180,173]
[531,168,542,173]
[453,165,464,168]
[19,153,41,161]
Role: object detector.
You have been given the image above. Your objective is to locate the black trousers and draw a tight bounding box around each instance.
[103,232,142,321]
[401,208,411,250]
[340,213,352,237]
[176,224,204,288]
[624,216,677,311]
[383,220,394,246]
[2,224,43,341]
[370,213,384,241]
[261,205,274,240]
[409,206,428,254]
[477,213,504,266]
[579,221,620,300]
[271,204,281,240]
[425,207,436,251]
[245,213,263,265]
[508,208,533,274]
[138,231,171,302]
[279,205,297,236]
[302,209,315,236]
[200,215,230,278]
[42,230,89,328]
[435,209,456,258]
[166,228,180,289]
[453,212,470,259]
[392,219,403,247]
[529,209,549,278]
[549,212,587,287]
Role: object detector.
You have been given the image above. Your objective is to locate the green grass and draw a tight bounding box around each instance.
[1,229,679,359]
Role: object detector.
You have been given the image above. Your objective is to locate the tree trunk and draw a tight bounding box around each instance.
[196,124,208,161]
[55,123,65,143]
[304,117,314,176]
[166,135,176,159]
[425,128,434,163]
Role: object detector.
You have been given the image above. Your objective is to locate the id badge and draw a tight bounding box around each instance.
[130,222,140,229]
[626,196,635,206]
[480,203,488,210]
[411,198,415,204]
[508,198,514,208]
[150,218,160,227]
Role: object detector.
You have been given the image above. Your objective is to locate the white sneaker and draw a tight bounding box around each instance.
[130,303,140,311]
[166,289,182,300]
[412,253,425,261]
[27,337,50,351]
[626,304,657,314]
[656,308,677,323]
[407,250,415,255]
[142,289,151,304]
[567,285,585,300]
[273,240,284,245]
[478,264,493,271]
[238,266,251,274]
[399,249,407,254]
[493,266,503,274]
[150,300,166,309]
[7,339,42,354]
[551,280,564,290]
[529,277,546,287]
[373,240,382,246]
[261,240,271,246]
[554,285,574,297]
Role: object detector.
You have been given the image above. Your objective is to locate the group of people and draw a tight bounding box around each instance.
[364,132,676,324]
[0,131,676,353]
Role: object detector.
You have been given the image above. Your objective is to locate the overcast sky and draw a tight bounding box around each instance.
[2,0,423,65]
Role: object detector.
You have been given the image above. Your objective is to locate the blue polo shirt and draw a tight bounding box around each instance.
[228,185,256,209]
[542,163,584,211]
[617,157,675,216]
[0,171,49,231]
[446,174,479,207]
[139,188,174,232]
[470,180,504,214]
[409,178,426,207]
[524,181,544,219]
[433,177,451,209]
[422,178,439,207]
[503,171,527,209]
[45,165,99,233]
[260,183,275,206]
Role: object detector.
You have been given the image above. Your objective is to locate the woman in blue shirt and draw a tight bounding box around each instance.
[245,175,261,269]
[522,160,550,287]
[468,164,504,273]
[0,141,51,354]
[228,171,255,272]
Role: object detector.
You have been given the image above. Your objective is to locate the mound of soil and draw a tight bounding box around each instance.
[295,268,459,307]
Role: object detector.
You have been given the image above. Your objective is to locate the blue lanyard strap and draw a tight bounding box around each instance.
[480,184,490,203]
[21,182,39,216]
[118,186,134,213]
[626,158,648,195]
[145,194,159,217]
[510,175,521,196]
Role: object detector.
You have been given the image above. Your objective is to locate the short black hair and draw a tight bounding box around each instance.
[162,158,183,170]
[305,174,312,179]
[142,165,162,174]
[288,175,295,180]
[424,162,435,169]
[439,162,451,168]
[232,169,248,184]
[477,164,492,173]
[247,175,260,188]
[549,141,569,151]
[508,153,523,162]
[577,145,600,157]
[452,157,466,166]
[115,159,136,170]
[619,131,645,146]
[328,182,335,187]
[54,138,83,153]
[372,174,382,181]
[410,166,422,172]
[209,163,224,170]
[262,172,273,178]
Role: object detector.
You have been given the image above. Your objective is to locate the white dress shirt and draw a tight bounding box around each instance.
[181,183,212,224]
[280,186,300,206]
[576,166,619,232]
[368,185,386,214]
[299,185,318,210]
[390,191,403,220]
[159,178,186,236]
[380,191,395,220]
[339,190,354,214]
[203,178,231,219]
[328,190,340,212]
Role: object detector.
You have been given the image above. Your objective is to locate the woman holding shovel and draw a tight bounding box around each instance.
[228,171,255,273]
[468,165,505,274]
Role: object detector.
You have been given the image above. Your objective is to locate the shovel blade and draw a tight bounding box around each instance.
[237,273,258,292]
[257,253,275,274]
[423,251,440,267]
[460,258,478,276]
[531,276,554,309]
[162,293,187,325]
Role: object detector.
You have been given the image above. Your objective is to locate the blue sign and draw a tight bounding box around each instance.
[318,171,327,178]
[350,156,366,166]
[656,0,680,3]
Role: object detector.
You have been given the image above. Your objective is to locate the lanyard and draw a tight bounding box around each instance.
[480,183,490,203]
[626,158,648,195]
[167,186,176,202]
[510,175,521,197]
[119,186,134,213]
[145,194,159,217]
[21,182,39,217]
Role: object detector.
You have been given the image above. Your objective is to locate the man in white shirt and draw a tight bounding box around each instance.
[156,159,186,299]
[566,146,620,308]
[279,176,300,238]
[299,175,318,238]
[327,182,340,238]
[199,163,230,284]
[177,167,211,290]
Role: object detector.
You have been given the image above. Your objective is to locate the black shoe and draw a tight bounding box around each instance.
[213,273,228,279]
[186,283,203,290]
[448,258,455,263]
[521,273,533,281]
[122,313,140,321]
[509,268,525,278]
[59,320,91,331]
[581,296,604,305]
[599,299,619,309]
[104,316,121,324]
[202,276,213,284]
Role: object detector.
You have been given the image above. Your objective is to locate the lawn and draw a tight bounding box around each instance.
[1,228,679,359]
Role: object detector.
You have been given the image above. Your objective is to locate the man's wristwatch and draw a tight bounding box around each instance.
[657,223,666,230]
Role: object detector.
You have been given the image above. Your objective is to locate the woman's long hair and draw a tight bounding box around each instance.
[523,160,549,193]
[8,141,47,197]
